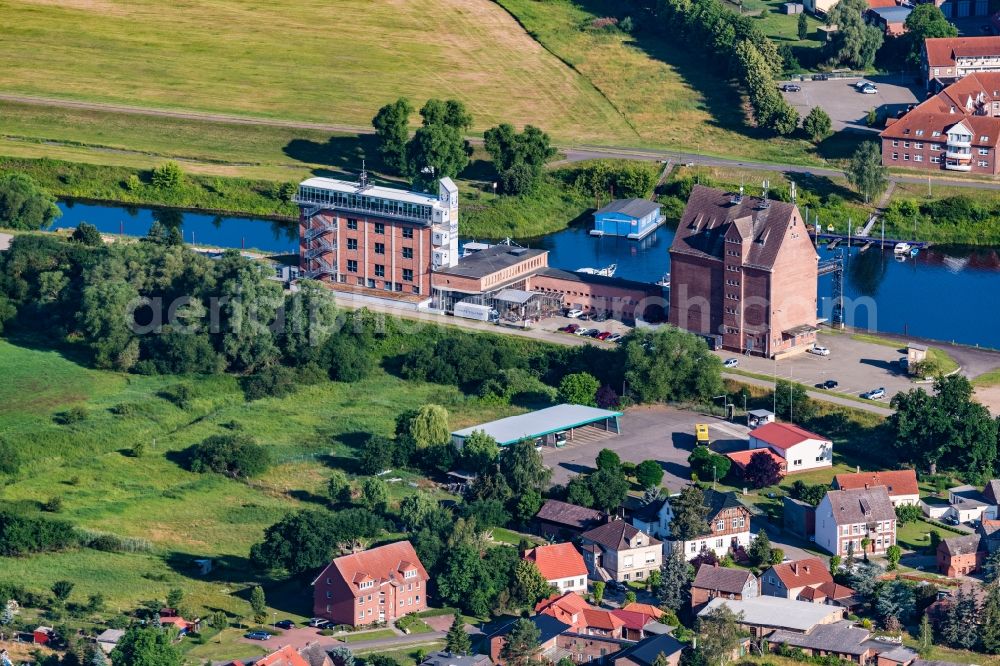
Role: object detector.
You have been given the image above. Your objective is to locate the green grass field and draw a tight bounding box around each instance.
[0,337,518,618]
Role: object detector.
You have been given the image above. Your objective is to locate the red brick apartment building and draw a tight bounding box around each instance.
[296,174,459,303]
[881,71,1000,174]
[668,185,818,357]
[312,541,428,627]
[923,36,1000,90]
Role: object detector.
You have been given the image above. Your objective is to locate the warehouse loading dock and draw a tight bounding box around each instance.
[450,404,623,448]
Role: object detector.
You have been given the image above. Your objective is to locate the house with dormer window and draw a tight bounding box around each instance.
[311,540,428,627]
[815,488,897,557]
[636,489,753,560]
[579,519,662,583]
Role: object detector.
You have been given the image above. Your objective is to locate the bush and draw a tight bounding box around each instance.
[240,365,297,400]
[151,162,184,190]
[161,383,193,409]
[185,433,271,478]
[55,406,87,425]
[42,496,64,513]
[0,511,79,556]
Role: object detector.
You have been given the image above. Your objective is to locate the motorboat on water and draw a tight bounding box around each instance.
[656,273,671,288]
[576,263,617,277]
[893,242,912,255]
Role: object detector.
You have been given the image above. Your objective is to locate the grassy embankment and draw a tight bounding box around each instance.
[883,181,1000,246]
[0,336,521,626]
[851,332,960,376]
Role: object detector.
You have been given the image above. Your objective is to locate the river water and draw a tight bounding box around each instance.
[50,200,1000,350]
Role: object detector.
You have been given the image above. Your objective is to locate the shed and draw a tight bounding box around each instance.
[747,409,774,427]
[33,626,54,645]
[908,344,928,375]
[451,403,622,448]
[96,628,125,655]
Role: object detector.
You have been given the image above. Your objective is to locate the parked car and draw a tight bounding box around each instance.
[596,331,612,341]
[566,309,584,319]
[723,358,739,368]
[274,620,295,630]
[607,333,623,343]
[860,85,877,94]
[807,344,831,356]
[245,631,272,641]
[558,324,579,333]
[862,387,886,400]
[781,84,801,92]
[308,618,330,628]
[578,312,592,321]
[812,73,829,81]
[816,379,839,390]
[585,329,601,338]
[854,80,876,90]
[575,327,598,336]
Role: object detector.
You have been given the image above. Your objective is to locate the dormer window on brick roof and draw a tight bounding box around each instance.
[916,129,924,135]
[903,128,910,134]
[982,135,991,141]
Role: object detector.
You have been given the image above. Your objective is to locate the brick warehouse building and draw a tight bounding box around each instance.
[880,71,1000,174]
[668,185,818,357]
[295,173,459,303]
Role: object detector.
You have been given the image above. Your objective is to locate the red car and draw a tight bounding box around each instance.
[596,331,612,341]
[559,324,580,333]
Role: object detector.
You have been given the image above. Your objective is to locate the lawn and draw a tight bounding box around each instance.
[896,518,948,551]
[0,0,630,146]
[0,337,516,617]
[341,628,399,643]
[974,369,1000,387]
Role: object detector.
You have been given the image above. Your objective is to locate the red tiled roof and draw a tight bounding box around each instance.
[867,0,899,8]
[726,448,787,472]
[523,543,588,581]
[611,609,653,631]
[317,540,428,594]
[768,557,834,589]
[621,602,664,619]
[749,422,827,450]
[925,36,1000,68]
[817,581,856,600]
[582,608,626,631]
[833,470,919,497]
[254,646,310,666]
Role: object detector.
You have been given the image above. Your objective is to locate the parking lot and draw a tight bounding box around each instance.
[779,74,922,132]
[714,331,916,403]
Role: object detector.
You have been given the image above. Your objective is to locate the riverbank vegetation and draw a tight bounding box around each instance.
[883,184,1000,245]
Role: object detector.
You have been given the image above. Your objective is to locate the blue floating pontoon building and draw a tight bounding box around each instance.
[591,199,664,240]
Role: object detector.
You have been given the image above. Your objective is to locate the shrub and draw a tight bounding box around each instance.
[240,365,297,401]
[161,383,193,409]
[0,511,79,556]
[111,402,139,416]
[42,496,64,513]
[55,406,88,425]
[185,433,271,478]
[151,162,184,190]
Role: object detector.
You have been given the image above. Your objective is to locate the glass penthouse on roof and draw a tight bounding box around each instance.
[296,181,436,224]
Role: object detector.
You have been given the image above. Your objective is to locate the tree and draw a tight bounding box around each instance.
[51,580,74,603]
[774,379,813,422]
[981,583,1000,653]
[328,470,352,505]
[151,161,184,190]
[624,590,637,605]
[499,439,550,495]
[688,447,731,483]
[748,530,772,567]
[361,477,389,514]
[249,585,267,625]
[331,646,355,666]
[461,430,500,474]
[802,107,832,143]
[938,586,979,649]
[71,222,103,247]
[790,480,827,506]
[829,555,842,576]
[483,123,556,195]
[501,618,542,666]
[249,508,387,574]
[903,5,957,67]
[918,613,933,655]
[566,475,595,507]
[513,489,543,525]
[372,98,414,175]
[0,172,61,230]
[165,588,184,609]
[846,141,889,204]
[646,568,662,592]
[886,544,902,570]
[697,604,746,666]
[407,99,473,188]
[512,560,552,608]
[635,460,664,489]
[849,562,883,603]
[397,405,450,449]
[743,450,782,489]
[826,0,884,69]
[445,615,471,655]
[734,39,799,135]
[592,581,606,605]
[109,627,183,666]
[670,486,710,541]
[588,465,629,512]
[623,328,723,404]
[984,550,1000,583]
[357,434,395,475]
[659,548,693,610]
[596,449,621,471]
[558,372,600,406]
[185,433,271,478]
[895,503,923,524]
[875,580,915,625]
[797,12,809,40]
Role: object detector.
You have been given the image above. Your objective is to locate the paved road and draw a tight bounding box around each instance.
[8,92,1000,193]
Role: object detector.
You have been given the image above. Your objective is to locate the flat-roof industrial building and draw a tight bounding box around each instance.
[451,404,623,448]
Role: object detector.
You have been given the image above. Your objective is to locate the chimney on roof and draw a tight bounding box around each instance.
[791,562,798,574]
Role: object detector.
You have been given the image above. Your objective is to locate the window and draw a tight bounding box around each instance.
[931,155,941,163]
[359,611,365,619]
[915,142,923,149]
[375,264,385,278]
[690,542,697,553]
[359,579,373,589]
[366,278,375,288]
[623,573,630,581]
[636,571,644,579]
[416,595,420,602]
[347,259,358,273]
[916,129,924,136]
[914,155,923,162]
[402,247,413,259]
[934,67,940,75]
[404,569,416,579]
[402,268,414,282]
[932,131,941,137]
[892,152,898,160]
[982,136,991,142]
[624,555,634,568]
[374,223,385,234]
[326,591,332,599]
[375,242,385,255]
[793,459,802,466]
[980,148,991,155]
[347,238,358,250]
[412,285,420,294]
[357,597,363,605]
[716,519,725,531]
[979,160,990,167]
[903,154,910,161]
[402,228,414,239]
[891,140,899,147]
[347,219,358,230]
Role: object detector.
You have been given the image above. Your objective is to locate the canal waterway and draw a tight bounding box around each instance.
[50,200,1000,350]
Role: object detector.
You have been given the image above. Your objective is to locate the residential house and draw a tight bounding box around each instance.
[947,484,994,522]
[535,592,626,639]
[833,470,920,507]
[311,540,428,627]
[580,520,662,584]
[691,564,759,611]
[488,612,633,665]
[523,542,589,594]
[648,489,753,560]
[698,596,844,639]
[764,620,882,664]
[814,487,897,557]
[747,422,832,473]
[610,605,666,641]
[225,644,334,666]
[592,199,664,240]
[937,533,985,576]
[613,634,686,666]
[783,496,816,540]
[95,629,124,655]
[535,499,606,540]
[923,37,1000,90]
[668,184,819,357]
[760,558,856,607]
[725,448,788,479]
[866,5,911,36]
[420,652,491,666]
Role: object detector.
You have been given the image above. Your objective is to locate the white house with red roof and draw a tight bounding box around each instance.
[311,540,428,627]
[748,423,832,473]
[523,542,588,594]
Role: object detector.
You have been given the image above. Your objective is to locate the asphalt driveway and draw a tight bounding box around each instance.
[779,74,921,132]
